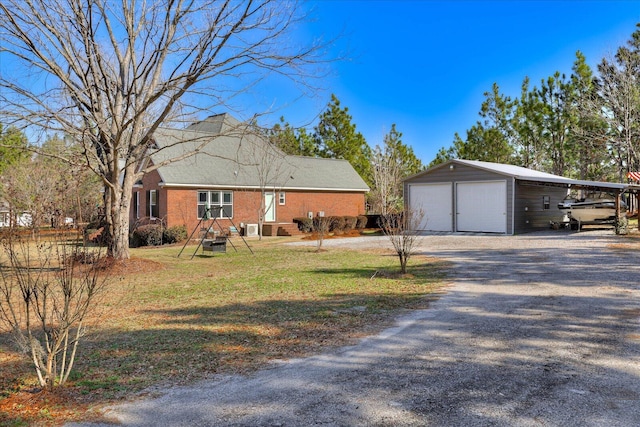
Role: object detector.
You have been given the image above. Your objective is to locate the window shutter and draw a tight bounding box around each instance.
[153,191,160,218]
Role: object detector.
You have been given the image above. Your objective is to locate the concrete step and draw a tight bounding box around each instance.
[277,223,302,236]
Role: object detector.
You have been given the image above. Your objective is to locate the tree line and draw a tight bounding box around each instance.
[0,126,102,230]
[431,24,640,183]
[0,91,423,235]
[268,94,424,214]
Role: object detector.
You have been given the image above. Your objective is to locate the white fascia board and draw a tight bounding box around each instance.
[159,182,368,192]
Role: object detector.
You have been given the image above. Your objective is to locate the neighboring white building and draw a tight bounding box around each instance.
[0,201,33,228]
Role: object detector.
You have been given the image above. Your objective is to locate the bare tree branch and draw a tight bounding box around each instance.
[0,0,329,258]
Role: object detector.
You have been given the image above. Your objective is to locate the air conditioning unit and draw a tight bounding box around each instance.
[245,223,258,237]
[307,211,313,219]
[318,211,325,217]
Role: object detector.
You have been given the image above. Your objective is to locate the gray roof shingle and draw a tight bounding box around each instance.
[149,119,369,192]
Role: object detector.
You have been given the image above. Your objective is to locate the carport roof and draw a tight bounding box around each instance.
[416,159,627,191]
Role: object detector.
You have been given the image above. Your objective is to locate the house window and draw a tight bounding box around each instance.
[148,190,158,218]
[279,192,286,205]
[542,195,550,210]
[197,191,233,219]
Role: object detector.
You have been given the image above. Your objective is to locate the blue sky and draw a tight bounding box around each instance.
[250,1,640,165]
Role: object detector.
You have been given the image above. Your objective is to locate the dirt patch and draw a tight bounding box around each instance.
[301,229,380,241]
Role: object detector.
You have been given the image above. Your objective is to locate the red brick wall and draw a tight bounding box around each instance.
[130,169,166,227]
[133,187,364,233]
[129,171,366,233]
[177,189,365,233]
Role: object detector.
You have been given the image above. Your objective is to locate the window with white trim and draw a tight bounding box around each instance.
[148,190,158,218]
[279,192,286,205]
[197,191,233,219]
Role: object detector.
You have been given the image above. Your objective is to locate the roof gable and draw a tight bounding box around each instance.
[185,113,243,135]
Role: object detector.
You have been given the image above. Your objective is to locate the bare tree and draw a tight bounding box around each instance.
[1,137,102,232]
[312,214,332,252]
[369,124,423,215]
[378,208,424,274]
[0,231,109,389]
[371,146,403,216]
[2,157,58,232]
[0,0,326,259]
[597,53,640,180]
[246,130,295,240]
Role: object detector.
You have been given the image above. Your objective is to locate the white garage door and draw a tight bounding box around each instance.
[408,183,452,231]
[456,181,507,233]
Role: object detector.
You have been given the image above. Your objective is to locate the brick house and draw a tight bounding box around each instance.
[131,114,369,236]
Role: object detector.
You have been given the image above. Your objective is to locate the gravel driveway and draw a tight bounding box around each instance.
[68,230,640,427]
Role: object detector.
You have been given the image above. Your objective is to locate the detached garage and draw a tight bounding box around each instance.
[404,159,625,234]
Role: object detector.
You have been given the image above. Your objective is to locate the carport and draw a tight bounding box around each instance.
[404,159,635,234]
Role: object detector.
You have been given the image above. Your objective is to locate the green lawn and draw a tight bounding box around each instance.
[0,238,447,425]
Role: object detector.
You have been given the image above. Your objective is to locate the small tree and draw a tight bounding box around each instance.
[378,208,424,274]
[0,230,109,389]
[312,214,332,252]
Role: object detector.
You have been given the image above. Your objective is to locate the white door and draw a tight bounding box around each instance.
[264,192,276,222]
[456,181,507,233]
[408,183,452,231]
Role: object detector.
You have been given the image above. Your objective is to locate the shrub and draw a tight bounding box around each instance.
[131,224,163,247]
[293,217,313,232]
[343,216,357,232]
[329,216,346,233]
[163,225,187,244]
[356,215,368,229]
[312,216,331,233]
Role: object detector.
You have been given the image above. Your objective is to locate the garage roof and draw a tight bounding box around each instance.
[425,159,627,191]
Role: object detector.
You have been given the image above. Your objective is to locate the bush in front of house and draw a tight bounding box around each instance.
[343,216,357,232]
[130,224,163,247]
[130,224,188,247]
[293,217,314,232]
[329,216,346,233]
[294,215,367,234]
[356,215,368,229]
[163,225,187,244]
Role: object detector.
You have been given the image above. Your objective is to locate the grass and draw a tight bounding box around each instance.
[0,237,447,426]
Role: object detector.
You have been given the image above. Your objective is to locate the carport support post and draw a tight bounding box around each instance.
[615,192,626,235]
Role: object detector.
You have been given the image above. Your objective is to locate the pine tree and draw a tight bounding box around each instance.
[314,94,372,185]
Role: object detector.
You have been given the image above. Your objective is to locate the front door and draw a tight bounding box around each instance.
[264,192,276,222]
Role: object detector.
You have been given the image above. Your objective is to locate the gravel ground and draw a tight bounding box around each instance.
[68,229,640,427]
